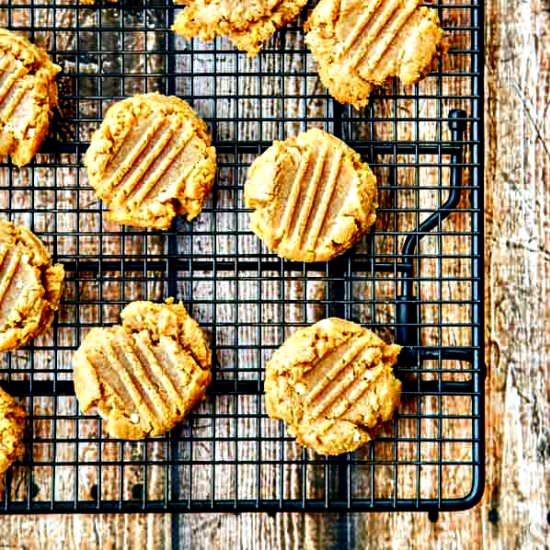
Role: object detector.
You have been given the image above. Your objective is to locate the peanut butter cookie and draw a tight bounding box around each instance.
[0,386,25,475]
[0,28,60,166]
[172,0,308,56]
[265,318,401,455]
[305,0,444,109]
[244,128,378,262]
[84,93,216,230]
[0,220,64,352]
[73,300,212,440]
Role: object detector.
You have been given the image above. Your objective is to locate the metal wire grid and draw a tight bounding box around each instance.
[0,0,484,513]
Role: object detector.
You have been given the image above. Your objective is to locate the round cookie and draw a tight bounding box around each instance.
[244,128,378,262]
[0,220,65,352]
[172,0,309,57]
[265,318,401,455]
[0,386,25,474]
[73,300,212,440]
[305,0,444,109]
[0,28,60,166]
[84,93,216,230]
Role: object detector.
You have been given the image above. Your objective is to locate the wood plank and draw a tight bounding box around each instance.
[352,1,550,548]
[174,19,341,546]
[482,0,549,547]
[0,513,171,549]
[0,3,171,547]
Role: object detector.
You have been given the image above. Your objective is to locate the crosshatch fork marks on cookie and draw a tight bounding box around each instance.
[342,0,426,73]
[246,128,377,262]
[305,0,444,109]
[84,94,216,230]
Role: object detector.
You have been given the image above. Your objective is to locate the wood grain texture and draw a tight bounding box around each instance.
[0,514,171,549]
[483,0,549,547]
[0,0,548,548]
[0,4,171,548]
[175,0,550,547]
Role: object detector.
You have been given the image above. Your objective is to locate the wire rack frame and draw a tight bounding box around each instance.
[0,0,484,514]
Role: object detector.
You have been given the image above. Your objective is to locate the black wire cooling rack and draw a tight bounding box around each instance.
[0,1,484,514]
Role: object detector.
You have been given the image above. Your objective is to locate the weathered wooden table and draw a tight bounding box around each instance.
[0,0,548,547]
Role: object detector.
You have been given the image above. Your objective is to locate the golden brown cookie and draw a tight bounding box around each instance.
[0,220,64,352]
[244,128,378,262]
[0,28,60,166]
[0,386,25,475]
[172,0,308,57]
[84,93,217,230]
[265,318,401,455]
[73,300,212,440]
[305,0,444,109]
